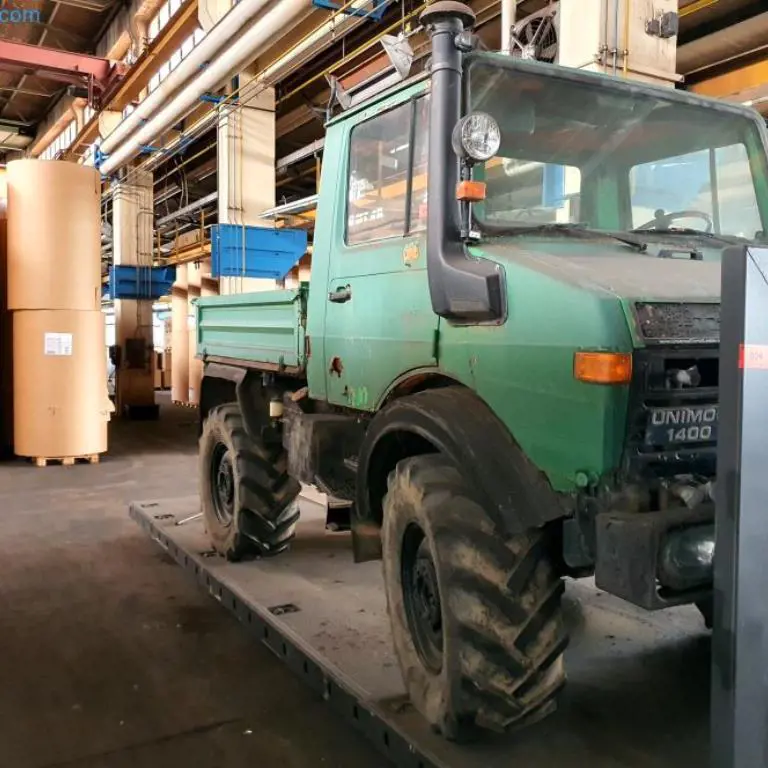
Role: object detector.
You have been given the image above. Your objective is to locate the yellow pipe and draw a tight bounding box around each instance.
[622,0,631,77]
[680,0,718,18]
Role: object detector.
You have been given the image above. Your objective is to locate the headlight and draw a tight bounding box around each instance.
[452,112,501,162]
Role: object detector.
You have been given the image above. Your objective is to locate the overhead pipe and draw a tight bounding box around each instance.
[102,0,375,175]
[128,12,149,63]
[500,0,516,54]
[107,0,414,182]
[102,0,307,173]
[114,0,416,182]
[100,0,275,155]
[677,11,768,76]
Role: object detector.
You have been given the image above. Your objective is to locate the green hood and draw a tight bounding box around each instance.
[480,238,721,302]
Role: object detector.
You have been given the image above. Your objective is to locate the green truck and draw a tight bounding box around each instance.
[193,1,768,742]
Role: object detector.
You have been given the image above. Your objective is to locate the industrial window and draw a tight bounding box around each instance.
[40,120,76,160]
[346,96,429,245]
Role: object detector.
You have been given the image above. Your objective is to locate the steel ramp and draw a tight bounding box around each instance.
[131,496,710,768]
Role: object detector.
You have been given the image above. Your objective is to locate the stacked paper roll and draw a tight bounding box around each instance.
[7,160,110,460]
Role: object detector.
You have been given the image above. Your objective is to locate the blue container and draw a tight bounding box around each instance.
[107,265,177,300]
[210,224,308,280]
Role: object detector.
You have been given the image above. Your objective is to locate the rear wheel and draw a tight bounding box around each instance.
[200,403,301,560]
[382,454,568,741]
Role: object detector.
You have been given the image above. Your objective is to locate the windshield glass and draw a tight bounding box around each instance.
[467,56,768,241]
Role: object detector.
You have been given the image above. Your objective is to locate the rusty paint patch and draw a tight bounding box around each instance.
[329,356,344,377]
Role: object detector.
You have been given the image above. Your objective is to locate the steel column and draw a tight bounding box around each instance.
[712,245,768,767]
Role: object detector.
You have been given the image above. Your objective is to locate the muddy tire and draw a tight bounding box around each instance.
[200,403,301,561]
[382,454,568,741]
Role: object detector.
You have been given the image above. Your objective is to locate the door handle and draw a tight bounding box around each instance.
[328,285,352,303]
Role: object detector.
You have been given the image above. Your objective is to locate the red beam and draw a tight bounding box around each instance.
[0,40,123,91]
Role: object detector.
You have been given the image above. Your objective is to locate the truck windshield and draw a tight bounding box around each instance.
[467,57,768,242]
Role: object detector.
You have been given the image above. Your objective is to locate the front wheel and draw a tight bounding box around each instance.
[199,403,301,560]
[382,454,568,742]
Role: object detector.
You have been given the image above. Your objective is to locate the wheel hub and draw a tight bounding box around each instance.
[210,442,235,525]
[402,524,444,674]
[414,555,441,633]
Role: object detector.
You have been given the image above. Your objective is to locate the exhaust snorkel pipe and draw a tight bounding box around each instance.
[420,1,506,324]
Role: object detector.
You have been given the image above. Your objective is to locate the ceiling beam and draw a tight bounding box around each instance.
[50,0,115,12]
[690,57,768,100]
[0,39,123,90]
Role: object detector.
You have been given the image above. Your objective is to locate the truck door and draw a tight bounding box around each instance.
[321,93,437,410]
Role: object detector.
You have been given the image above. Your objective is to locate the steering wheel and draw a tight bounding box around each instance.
[636,208,714,233]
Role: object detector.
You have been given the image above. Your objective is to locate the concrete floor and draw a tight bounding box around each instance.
[0,395,389,768]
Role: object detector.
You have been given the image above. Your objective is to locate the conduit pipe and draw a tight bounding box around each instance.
[100,0,274,155]
[500,0,516,54]
[101,0,375,175]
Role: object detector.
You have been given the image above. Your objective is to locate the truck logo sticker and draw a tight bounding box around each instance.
[650,407,717,426]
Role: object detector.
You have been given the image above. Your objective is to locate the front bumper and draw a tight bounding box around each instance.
[594,504,714,610]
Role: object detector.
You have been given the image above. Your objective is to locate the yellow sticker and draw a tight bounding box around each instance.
[403,243,420,265]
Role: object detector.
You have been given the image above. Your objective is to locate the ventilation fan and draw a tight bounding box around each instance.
[509,2,560,64]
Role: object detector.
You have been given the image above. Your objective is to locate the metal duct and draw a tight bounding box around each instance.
[678,11,768,76]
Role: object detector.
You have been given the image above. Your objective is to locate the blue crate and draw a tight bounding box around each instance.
[210,224,308,280]
[107,265,177,301]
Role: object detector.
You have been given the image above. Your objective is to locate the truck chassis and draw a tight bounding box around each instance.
[131,495,711,767]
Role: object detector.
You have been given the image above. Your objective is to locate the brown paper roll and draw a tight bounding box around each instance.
[13,309,109,458]
[0,206,12,457]
[7,160,101,311]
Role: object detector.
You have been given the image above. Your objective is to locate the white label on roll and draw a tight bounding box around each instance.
[44,332,73,356]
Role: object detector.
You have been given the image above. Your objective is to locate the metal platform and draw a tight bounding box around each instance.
[131,496,711,768]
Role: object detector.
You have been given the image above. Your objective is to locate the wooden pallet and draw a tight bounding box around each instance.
[32,454,100,468]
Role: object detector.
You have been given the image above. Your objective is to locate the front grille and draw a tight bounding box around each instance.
[624,346,719,479]
[633,302,720,345]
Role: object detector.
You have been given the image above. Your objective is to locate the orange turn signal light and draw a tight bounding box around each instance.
[456,180,486,202]
[574,351,632,385]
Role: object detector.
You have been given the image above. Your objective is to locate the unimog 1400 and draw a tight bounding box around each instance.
[193,0,768,742]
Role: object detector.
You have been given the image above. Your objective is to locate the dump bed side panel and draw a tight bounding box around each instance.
[195,288,307,370]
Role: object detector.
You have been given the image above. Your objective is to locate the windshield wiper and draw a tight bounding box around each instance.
[496,223,648,252]
[629,227,749,245]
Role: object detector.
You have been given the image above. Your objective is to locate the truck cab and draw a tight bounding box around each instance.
[194,0,768,743]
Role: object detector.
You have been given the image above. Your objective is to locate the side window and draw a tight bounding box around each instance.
[346,96,429,245]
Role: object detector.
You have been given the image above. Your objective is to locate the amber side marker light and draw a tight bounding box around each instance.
[456,180,486,202]
[574,351,632,384]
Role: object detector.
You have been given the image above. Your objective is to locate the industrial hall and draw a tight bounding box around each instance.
[0,1,766,766]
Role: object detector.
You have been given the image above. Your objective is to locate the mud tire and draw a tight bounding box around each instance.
[382,454,568,741]
[200,403,301,561]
